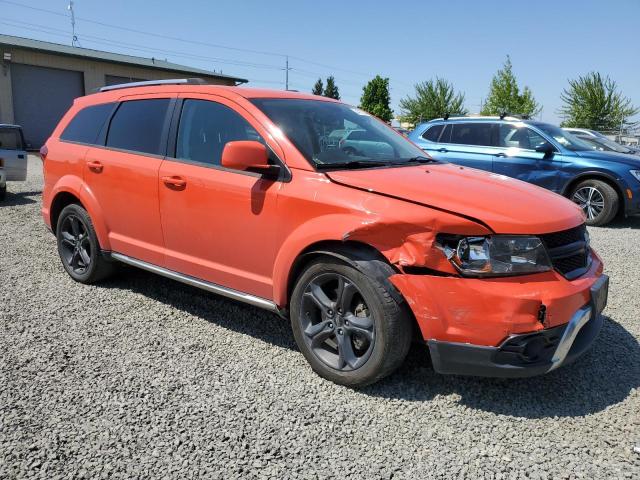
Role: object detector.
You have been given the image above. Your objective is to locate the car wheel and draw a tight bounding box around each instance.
[0,184,6,200]
[56,204,115,283]
[570,179,619,227]
[342,147,357,156]
[290,257,412,387]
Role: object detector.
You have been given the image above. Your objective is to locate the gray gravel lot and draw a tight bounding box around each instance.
[1,156,639,479]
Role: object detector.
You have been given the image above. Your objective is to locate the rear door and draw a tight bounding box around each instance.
[492,123,564,192]
[158,94,284,299]
[0,127,27,181]
[83,95,175,266]
[435,122,498,172]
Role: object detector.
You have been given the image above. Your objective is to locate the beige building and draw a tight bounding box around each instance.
[0,34,247,147]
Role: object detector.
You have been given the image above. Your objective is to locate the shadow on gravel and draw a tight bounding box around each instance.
[101,266,297,351]
[100,267,638,419]
[0,190,41,206]
[365,315,640,418]
[600,215,640,229]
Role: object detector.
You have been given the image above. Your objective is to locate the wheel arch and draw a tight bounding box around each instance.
[562,172,625,216]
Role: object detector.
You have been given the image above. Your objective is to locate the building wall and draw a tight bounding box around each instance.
[0,46,238,125]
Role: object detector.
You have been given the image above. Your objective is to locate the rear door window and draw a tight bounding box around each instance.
[175,99,264,166]
[61,103,115,145]
[106,99,171,155]
[421,124,444,142]
[450,123,495,146]
[0,128,23,150]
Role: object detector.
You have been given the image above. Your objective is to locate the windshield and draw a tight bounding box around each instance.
[534,123,594,151]
[251,98,430,168]
[589,136,633,154]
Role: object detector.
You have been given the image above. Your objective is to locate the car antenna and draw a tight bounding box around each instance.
[443,112,450,121]
[499,111,507,120]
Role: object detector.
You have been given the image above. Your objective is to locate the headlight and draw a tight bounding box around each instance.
[438,235,553,277]
[630,170,640,182]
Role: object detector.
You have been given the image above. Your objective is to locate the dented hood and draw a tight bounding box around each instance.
[326,164,584,234]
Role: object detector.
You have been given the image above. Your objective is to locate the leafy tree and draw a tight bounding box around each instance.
[312,78,323,96]
[359,75,393,122]
[481,56,540,117]
[323,76,340,100]
[399,78,467,124]
[559,72,638,131]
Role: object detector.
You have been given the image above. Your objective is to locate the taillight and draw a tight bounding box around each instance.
[39,145,48,162]
[0,158,4,167]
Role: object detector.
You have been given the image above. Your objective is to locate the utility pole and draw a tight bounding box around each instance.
[68,1,78,46]
[285,56,289,91]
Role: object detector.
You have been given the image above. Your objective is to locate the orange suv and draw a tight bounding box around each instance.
[41,79,608,386]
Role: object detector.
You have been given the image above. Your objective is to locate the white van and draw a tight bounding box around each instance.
[0,124,28,200]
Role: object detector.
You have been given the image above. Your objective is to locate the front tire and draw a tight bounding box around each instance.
[56,204,115,283]
[290,257,412,387]
[570,179,619,227]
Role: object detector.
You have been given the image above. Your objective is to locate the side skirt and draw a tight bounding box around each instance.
[110,252,280,313]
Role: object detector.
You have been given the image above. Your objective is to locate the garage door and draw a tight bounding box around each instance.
[11,63,84,148]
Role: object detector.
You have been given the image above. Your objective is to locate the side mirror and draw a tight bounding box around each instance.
[221,140,280,176]
[535,142,555,156]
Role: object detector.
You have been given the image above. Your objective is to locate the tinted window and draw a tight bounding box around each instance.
[61,103,114,145]
[450,123,495,146]
[0,128,23,150]
[499,125,545,149]
[439,124,451,143]
[422,124,444,142]
[107,99,170,155]
[176,99,263,166]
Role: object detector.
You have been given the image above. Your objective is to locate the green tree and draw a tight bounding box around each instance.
[481,56,540,117]
[399,78,467,124]
[359,75,393,122]
[323,76,340,100]
[312,78,323,96]
[559,72,638,131]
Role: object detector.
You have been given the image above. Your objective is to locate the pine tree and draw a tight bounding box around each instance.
[312,78,323,96]
[323,76,340,100]
[480,56,540,117]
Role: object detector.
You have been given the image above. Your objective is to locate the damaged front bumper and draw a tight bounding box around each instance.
[390,253,608,377]
[427,274,607,377]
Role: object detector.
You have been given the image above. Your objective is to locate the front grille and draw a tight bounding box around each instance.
[540,224,590,279]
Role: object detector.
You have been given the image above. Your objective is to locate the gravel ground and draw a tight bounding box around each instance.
[1,156,639,479]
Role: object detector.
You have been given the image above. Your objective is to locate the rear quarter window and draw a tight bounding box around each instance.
[61,103,115,145]
[106,99,171,156]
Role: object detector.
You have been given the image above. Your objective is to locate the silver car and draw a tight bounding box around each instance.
[0,124,28,200]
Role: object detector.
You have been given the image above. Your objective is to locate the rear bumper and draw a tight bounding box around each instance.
[427,275,608,377]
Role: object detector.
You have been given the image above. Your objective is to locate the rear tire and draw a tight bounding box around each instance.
[0,184,6,200]
[570,179,619,227]
[56,204,115,283]
[290,257,412,387]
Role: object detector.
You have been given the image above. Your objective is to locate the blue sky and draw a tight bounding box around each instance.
[1,0,638,124]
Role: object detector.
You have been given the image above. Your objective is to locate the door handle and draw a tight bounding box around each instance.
[162,175,187,189]
[87,160,103,172]
[495,153,506,158]
[17,154,25,159]
[438,148,448,153]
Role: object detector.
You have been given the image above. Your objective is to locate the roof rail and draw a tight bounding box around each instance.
[499,111,530,120]
[99,78,207,92]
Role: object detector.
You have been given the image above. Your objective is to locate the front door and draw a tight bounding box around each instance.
[492,124,564,192]
[158,95,284,299]
[83,95,174,266]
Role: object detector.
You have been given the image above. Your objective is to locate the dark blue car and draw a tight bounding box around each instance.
[409,116,640,226]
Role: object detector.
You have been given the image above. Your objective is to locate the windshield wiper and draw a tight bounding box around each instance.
[398,155,438,164]
[315,160,389,170]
